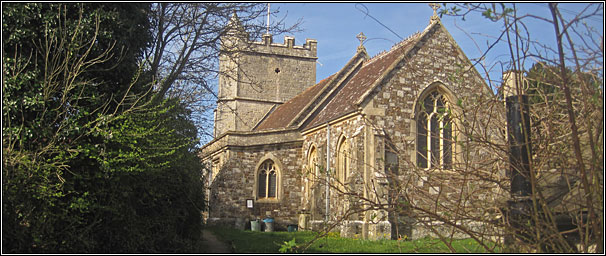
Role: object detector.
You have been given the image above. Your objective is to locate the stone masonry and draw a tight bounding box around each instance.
[214,13,317,137]
[202,12,501,241]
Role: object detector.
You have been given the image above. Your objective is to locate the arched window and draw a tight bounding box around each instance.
[258,160,277,199]
[337,136,350,184]
[307,146,318,191]
[417,91,453,169]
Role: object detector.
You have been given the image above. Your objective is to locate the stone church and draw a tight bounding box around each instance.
[201,8,497,240]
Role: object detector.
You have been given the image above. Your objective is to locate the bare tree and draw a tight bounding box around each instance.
[293,3,602,254]
[441,3,603,252]
[143,3,301,142]
[404,3,603,253]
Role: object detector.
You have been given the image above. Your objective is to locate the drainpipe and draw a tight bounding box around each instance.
[326,122,331,222]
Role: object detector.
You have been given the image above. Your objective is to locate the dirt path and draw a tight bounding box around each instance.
[201,229,233,253]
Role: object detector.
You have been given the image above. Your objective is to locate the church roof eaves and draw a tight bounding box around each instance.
[302,22,436,130]
[255,20,449,133]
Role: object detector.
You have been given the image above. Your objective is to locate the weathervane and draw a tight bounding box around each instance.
[429,3,441,22]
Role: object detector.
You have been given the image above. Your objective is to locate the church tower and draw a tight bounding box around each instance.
[214,13,318,137]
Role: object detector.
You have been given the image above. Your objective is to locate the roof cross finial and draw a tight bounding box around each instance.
[429,3,441,22]
[356,32,367,53]
[356,32,366,46]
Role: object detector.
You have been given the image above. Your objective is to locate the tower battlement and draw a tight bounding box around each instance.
[248,34,317,59]
[214,14,318,138]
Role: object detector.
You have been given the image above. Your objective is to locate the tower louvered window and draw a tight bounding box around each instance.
[417,91,453,169]
[257,160,277,199]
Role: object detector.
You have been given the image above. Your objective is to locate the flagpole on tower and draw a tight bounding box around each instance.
[267,3,270,34]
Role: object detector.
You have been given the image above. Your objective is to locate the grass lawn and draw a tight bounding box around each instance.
[206,227,499,253]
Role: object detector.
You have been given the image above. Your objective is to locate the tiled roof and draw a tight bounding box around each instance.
[254,75,334,131]
[255,22,430,132]
[303,32,422,130]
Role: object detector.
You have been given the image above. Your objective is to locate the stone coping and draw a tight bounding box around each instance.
[201,128,302,158]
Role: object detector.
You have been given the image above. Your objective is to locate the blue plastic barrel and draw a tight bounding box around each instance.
[263,218,274,232]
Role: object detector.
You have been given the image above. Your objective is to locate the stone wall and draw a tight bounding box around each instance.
[302,115,400,240]
[215,33,317,137]
[239,35,317,103]
[363,22,503,239]
[206,140,304,230]
[204,19,502,241]
[296,21,500,240]
[301,115,368,223]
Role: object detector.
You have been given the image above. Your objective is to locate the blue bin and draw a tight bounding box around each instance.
[263,217,274,232]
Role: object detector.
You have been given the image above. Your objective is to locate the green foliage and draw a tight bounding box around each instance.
[208,227,499,253]
[81,99,205,253]
[524,62,601,106]
[278,238,297,253]
[3,3,204,253]
[439,5,461,18]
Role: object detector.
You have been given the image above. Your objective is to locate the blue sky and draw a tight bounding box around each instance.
[200,3,602,144]
[267,3,603,88]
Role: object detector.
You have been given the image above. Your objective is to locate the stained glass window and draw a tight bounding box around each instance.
[417,91,453,169]
[257,160,278,199]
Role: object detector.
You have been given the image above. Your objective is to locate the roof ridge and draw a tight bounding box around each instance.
[352,23,438,107]
[364,31,422,66]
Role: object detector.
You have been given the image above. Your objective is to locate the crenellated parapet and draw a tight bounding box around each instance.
[248,34,318,59]
[215,13,317,138]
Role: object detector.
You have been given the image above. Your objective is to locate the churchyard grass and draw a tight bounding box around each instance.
[206,227,499,253]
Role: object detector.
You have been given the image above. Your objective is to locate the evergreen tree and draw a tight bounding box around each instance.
[3,3,205,253]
